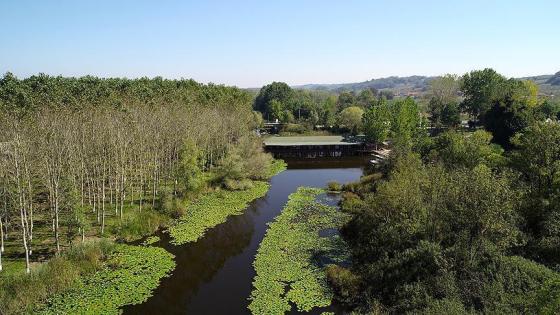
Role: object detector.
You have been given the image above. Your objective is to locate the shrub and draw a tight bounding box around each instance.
[281,123,306,134]
[327,181,342,192]
[339,192,364,214]
[224,178,254,191]
[114,210,167,241]
[0,241,114,315]
[326,265,362,305]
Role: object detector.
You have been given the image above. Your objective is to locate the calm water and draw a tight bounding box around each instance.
[122,158,366,315]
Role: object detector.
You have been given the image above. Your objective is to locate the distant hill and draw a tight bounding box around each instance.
[293,72,560,97]
[545,71,560,85]
[294,76,434,96]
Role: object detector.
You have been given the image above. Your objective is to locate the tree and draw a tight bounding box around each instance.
[357,89,376,108]
[429,74,460,105]
[337,106,364,134]
[427,74,461,128]
[539,99,560,120]
[390,97,421,148]
[341,154,530,313]
[511,121,560,265]
[460,68,506,122]
[337,91,356,110]
[363,98,391,148]
[254,82,294,121]
[483,80,540,147]
[430,130,505,169]
[321,95,337,127]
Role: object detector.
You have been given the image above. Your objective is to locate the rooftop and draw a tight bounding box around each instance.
[263,135,364,146]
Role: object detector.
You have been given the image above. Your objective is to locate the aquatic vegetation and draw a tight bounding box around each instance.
[249,187,351,314]
[267,159,287,177]
[169,181,270,245]
[142,236,160,246]
[38,244,175,315]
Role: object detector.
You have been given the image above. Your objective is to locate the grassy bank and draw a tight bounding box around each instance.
[37,243,174,314]
[1,240,174,315]
[248,187,350,314]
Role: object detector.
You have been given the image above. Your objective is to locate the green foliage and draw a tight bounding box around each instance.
[429,98,461,128]
[539,99,560,120]
[460,68,507,121]
[483,80,541,147]
[142,236,160,246]
[169,181,270,245]
[255,82,294,120]
[281,123,306,134]
[37,244,175,315]
[535,278,560,315]
[327,181,342,192]
[249,188,351,314]
[390,97,421,149]
[0,240,115,315]
[511,121,560,266]
[338,152,550,313]
[511,121,560,196]
[428,74,461,128]
[112,209,168,242]
[177,140,204,193]
[325,265,362,305]
[215,135,276,185]
[0,73,253,115]
[363,98,391,145]
[430,130,506,169]
[337,106,364,134]
[266,159,287,178]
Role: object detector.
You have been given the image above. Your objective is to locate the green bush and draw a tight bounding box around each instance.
[327,181,342,192]
[339,192,365,214]
[113,210,168,241]
[326,265,362,305]
[224,178,254,191]
[0,240,115,315]
[281,123,306,134]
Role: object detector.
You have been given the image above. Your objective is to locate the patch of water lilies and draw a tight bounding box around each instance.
[142,236,160,246]
[249,187,351,314]
[38,244,175,314]
[169,181,271,245]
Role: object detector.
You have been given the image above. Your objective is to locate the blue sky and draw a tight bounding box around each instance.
[1,0,558,87]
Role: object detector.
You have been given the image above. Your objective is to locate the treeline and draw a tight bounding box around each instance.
[0,73,271,274]
[329,69,560,314]
[253,81,394,134]
[253,70,560,140]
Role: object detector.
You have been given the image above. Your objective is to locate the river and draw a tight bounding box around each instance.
[122,158,366,315]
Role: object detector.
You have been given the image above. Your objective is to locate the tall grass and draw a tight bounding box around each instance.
[0,240,114,315]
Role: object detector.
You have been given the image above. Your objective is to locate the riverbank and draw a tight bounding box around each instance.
[0,240,175,314]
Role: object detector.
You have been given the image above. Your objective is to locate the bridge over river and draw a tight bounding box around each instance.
[263,135,368,158]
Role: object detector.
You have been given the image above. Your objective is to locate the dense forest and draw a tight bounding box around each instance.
[0,73,279,313]
[322,69,560,314]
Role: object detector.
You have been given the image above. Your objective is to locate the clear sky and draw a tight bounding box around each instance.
[1,0,558,87]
